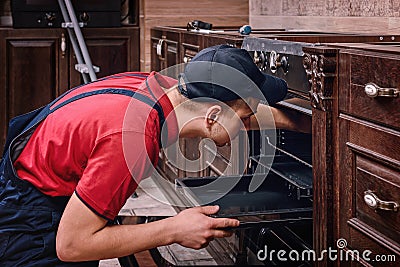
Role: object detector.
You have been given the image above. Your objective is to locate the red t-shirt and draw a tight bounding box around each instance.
[13,72,178,220]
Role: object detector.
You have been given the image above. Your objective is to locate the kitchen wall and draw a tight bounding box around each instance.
[250,0,400,33]
[0,0,249,71]
[140,0,249,71]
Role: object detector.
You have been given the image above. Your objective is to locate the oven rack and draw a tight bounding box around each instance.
[245,222,313,266]
[249,154,312,199]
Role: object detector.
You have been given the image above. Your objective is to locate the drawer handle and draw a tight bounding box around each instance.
[183,56,191,63]
[61,33,66,57]
[364,83,399,98]
[156,39,165,60]
[363,190,399,212]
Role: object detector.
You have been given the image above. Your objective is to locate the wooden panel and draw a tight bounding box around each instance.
[338,50,400,130]
[338,118,400,264]
[69,27,140,89]
[144,0,248,17]
[355,156,400,244]
[348,221,399,266]
[345,115,400,163]
[7,39,58,118]
[204,35,243,48]
[144,16,248,71]
[0,28,68,152]
[142,0,249,72]
[338,109,400,265]
[150,27,180,71]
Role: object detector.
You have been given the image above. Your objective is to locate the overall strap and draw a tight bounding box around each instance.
[7,88,166,163]
[49,88,166,146]
[3,87,166,191]
[48,73,149,108]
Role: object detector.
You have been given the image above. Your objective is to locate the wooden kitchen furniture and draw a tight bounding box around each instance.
[338,44,399,266]
[0,26,140,151]
[150,27,400,266]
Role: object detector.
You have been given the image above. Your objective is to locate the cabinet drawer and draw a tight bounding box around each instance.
[340,114,400,259]
[181,32,203,62]
[355,155,400,244]
[339,51,400,129]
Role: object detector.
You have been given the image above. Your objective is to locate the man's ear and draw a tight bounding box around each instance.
[205,105,222,129]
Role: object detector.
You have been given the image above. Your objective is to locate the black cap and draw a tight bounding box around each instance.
[178,44,287,104]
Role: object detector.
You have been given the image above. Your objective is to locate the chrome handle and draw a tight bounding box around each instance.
[364,190,399,212]
[156,39,165,60]
[61,33,66,57]
[364,83,399,98]
[183,56,191,63]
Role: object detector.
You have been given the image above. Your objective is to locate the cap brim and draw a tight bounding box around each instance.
[260,74,288,105]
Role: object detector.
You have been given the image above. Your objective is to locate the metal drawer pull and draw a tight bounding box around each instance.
[156,39,165,60]
[61,33,66,57]
[364,83,399,98]
[363,190,399,212]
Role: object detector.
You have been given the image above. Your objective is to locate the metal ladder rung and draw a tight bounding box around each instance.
[58,0,97,83]
[62,22,85,28]
[75,64,100,74]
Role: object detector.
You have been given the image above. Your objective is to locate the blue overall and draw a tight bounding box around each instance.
[0,82,165,266]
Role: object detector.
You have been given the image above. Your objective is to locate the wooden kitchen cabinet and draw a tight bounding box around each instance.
[150,27,180,72]
[336,47,400,266]
[150,27,400,266]
[69,27,140,89]
[150,26,248,180]
[0,26,139,151]
[151,26,245,71]
[0,28,67,151]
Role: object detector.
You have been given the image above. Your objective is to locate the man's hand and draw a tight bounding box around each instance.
[250,104,312,133]
[56,194,239,262]
[168,206,239,249]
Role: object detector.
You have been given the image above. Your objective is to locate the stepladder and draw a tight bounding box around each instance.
[57,0,99,84]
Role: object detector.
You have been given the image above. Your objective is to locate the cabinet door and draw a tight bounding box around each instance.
[69,27,140,89]
[150,28,180,72]
[181,31,203,63]
[0,28,68,151]
[205,34,243,48]
[337,50,400,266]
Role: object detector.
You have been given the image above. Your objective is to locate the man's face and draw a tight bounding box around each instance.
[209,98,259,146]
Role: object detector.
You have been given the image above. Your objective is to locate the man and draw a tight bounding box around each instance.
[0,45,310,266]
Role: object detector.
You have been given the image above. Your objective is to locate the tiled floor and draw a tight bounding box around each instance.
[99,258,120,267]
[99,176,216,266]
[119,176,177,217]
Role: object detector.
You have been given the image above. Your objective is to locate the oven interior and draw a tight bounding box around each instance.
[172,37,315,265]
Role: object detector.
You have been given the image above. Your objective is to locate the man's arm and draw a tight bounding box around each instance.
[249,103,312,133]
[56,193,239,262]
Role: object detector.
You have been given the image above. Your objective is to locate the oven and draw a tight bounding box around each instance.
[170,37,315,266]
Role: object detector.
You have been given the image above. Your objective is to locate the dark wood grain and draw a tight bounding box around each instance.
[150,27,180,72]
[355,156,400,244]
[337,47,400,267]
[0,27,140,151]
[69,27,140,89]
